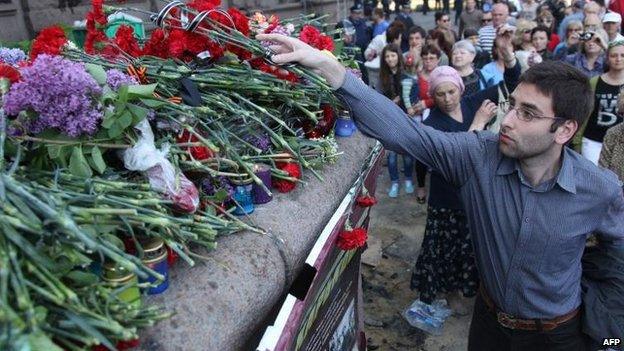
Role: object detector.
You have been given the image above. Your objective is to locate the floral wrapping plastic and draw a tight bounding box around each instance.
[123,119,199,213]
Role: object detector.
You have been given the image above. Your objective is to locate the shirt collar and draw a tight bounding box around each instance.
[495,151,577,193]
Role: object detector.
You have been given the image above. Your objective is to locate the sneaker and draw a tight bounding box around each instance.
[388,182,399,198]
[404,180,415,194]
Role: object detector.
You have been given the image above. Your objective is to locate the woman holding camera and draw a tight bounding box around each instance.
[572,40,624,164]
[563,28,607,78]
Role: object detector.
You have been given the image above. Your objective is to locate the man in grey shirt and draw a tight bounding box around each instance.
[258,26,624,350]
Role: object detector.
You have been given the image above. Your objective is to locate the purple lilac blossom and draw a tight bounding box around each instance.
[201,176,234,201]
[245,133,271,152]
[0,48,27,66]
[2,55,103,137]
[261,25,293,48]
[106,69,138,91]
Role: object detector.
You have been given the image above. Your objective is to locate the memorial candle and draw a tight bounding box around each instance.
[252,163,273,204]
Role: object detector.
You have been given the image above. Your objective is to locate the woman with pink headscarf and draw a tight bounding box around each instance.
[411,61,521,313]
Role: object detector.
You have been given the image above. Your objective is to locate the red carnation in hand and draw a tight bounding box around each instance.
[337,227,368,250]
[0,64,20,84]
[273,162,302,193]
[356,195,377,207]
[30,26,68,59]
[316,35,335,51]
[299,25,335,52]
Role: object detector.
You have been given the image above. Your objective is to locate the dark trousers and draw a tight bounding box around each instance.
[468,295,589,351]
[454,0,463,24]
[415,160,427,187]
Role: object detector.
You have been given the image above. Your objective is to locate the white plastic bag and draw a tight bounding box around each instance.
[403,299,452,335]
[123,119,199,213]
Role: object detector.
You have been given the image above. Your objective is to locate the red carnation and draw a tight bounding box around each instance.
[299,25,321,45]
[30,26,68,59]
[299,25,334,52]
[88,0,107,26]
[356,195,377,207]
[141,28,170,58]
[228,8,250,37]
[317,35,335,51]
[337,227,368,250]
[112,25,141,57]
[176,129,214,160]
[188,0,221,12]
[116,338,140,350]
[85,0,109,54]
[0,64,20,84]
[168,29,223,62]
[273,162,301,193]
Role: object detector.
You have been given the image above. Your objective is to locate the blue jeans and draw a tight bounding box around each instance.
[387,151,414,182]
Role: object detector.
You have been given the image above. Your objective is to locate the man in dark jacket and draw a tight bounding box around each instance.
[336,4,372,83]
[336,4,372,55]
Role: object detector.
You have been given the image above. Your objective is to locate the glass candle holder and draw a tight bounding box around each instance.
[138,237,169,295]
[231,176,255,215]
[102,262,141,308]
[252,164,273,204]
[335,115,356,137]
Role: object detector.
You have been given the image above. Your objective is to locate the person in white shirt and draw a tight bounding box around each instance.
[364,22,406,88]
[603,11,624,43]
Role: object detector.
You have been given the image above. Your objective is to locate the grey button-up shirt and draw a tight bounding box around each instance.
[337,72,624,319]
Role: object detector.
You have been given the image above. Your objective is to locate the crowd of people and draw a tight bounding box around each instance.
[331,1,624,349]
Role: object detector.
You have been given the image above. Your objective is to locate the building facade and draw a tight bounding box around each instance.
[0,0,346,42]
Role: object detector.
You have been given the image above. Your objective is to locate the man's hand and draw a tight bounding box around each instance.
[469,99,497,131]
[255,33,347,89]
[366,49,377,61]
[495,25,517,67]
[407,107,416,116]
[413,101,426,115]
[393,96,401,105]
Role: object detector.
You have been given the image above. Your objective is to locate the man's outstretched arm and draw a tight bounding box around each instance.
[256,33,489,186]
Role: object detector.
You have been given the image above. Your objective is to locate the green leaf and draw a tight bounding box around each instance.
[89,146,106,174]
[102,233,125,250]
[118,85,129,105]
[47,145,62,159]
[69,146,92,178]
[140,98,166,108]
[57,146,71,168]
[85,63,108,86]
[65,271,99,287]
[107,122,123,139]
[118,110,133,129]
[27,331,63,351]
[128,83,157,98]
[212,189,229,204]
[127,103,148,124]
[101,114,116,129]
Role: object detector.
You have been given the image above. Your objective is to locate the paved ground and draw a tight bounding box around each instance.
[358,11,472,350]
[362,162,474,351]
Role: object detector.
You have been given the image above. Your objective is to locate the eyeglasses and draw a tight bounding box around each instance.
[502,104,565,122]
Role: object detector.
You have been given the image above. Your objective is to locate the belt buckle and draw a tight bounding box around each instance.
[496,311,516,329]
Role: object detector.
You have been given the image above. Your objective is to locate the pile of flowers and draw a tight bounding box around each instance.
[0,0,362,349]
